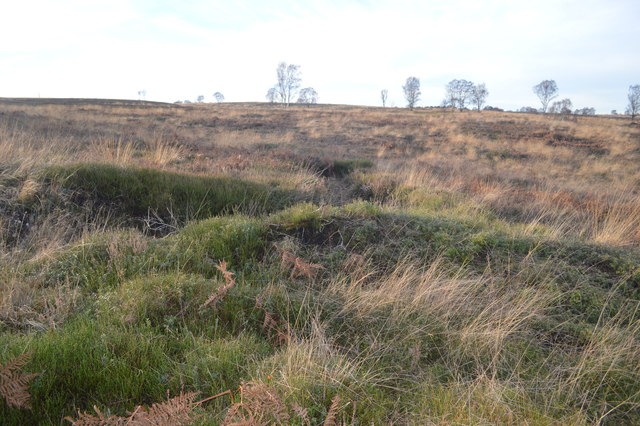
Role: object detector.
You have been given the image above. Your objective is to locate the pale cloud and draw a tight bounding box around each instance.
[0,0,638,112]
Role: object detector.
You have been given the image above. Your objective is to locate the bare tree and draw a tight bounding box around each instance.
[402,77,421,110]
[574,107,595,116]
[549,98,572,114]
[275,62,301,107]
[266,87,277,103]
[196,95,204,103]
[533,80,558,113]
[380,89,388,107]
[444,79,475,110]
[213,92,225,103]
[626,84,640,120]
[297,87,318,104]
[137,89,147,100]
[471,83,489,111]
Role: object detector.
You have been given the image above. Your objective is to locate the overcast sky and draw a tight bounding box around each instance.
[1,0,638,112]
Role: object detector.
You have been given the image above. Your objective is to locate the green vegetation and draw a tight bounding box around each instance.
[44,163,297,224]
[1,102,639,424]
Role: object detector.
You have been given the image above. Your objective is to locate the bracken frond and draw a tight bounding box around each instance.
[275,245,324,280]
[200,260,236,311]
[65,391,200,425]
[291,402,310,425]
[323,395,342,426]
[223,382,289,426]
[0,352,39,410]
[255,298,292,346]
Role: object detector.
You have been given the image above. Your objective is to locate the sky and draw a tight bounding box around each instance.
[1,0,638,113]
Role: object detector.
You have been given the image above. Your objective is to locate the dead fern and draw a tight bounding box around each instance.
[200,260,236,311]
[223,382,289,426]
[323,395,342,426]
[275,245,324,280]
[0,352,39,410]
[255,298,292,346]
[291,402,310,425]
[65,391,200,425]
[291,257,324,279]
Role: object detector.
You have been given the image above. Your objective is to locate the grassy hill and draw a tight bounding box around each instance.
[1,99,639,424]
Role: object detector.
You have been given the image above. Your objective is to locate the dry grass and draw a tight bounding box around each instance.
[329,256,555,370]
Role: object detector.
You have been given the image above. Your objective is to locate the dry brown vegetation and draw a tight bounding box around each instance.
[0,353,38,410]
[2,100,639,250]
[1,98,640,424]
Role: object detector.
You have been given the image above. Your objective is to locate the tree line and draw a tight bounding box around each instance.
[167,62,640,118]
[387,77,639,118]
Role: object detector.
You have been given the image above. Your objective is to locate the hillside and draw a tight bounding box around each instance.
[1,99,639,424]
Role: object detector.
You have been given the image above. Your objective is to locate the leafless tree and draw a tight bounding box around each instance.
[549,98,572,114]
[533,80,558,113]
[403,77,421,110]
[626,84,640,120]
[297,87,318,104]
[444,79,475,110]
[275,62,301,107]
[266,87,277,103]
[471,83,489,111]
[381,89,388,107]
[196,95,204,103]
[137,89,147,100]
[213,92,225,103]
[574,107,595,116]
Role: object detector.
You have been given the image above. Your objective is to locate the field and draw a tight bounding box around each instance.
[1,98,639,424]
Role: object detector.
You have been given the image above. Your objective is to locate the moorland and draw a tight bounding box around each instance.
[1,98,639,424]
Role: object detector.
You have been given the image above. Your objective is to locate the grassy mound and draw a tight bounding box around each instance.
[44,163,296,223]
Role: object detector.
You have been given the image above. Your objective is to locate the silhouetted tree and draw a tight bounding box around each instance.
[471,83,489,111]
[266,87,277,103]
[533,80,558,113]
[549,98,572,114]
[403,77,421,109]
[626,84,640,120]
[574,107,595,116]
[297,87,318,104]
[137,90,147,100]
[381,89,388,107]
[213,92,225,103]
[444,79,475,110]
[196,95,204,103]
[275,62,301,107]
